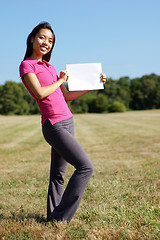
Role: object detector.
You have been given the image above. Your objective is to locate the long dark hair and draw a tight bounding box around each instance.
[23,22,55,62]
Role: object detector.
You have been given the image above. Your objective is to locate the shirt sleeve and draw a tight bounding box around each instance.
[19,61,35,79]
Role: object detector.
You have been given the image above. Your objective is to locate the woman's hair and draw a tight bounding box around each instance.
[23,22,55,62]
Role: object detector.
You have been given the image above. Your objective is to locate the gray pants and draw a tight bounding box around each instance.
[42,117,94,222]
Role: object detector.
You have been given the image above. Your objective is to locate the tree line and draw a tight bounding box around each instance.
[0,73,160,115]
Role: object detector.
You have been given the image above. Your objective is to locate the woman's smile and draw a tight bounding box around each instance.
[40,45,48,52]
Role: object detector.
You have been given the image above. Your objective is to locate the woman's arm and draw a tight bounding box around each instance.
[60,84,90,101]
[61,72,107,102]
[23,70,68,99]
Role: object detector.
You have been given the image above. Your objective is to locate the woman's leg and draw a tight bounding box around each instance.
[42,118,94,222]
[47,148,68,220]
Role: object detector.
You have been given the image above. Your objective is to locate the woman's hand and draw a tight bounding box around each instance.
[100,72,107,84]
[59,70,69,82]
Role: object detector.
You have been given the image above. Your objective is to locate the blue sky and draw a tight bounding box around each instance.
[0,0,159,84]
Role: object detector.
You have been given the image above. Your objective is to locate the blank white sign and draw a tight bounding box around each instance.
[66,63,104,91]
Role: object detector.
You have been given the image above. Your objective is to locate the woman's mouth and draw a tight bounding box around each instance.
[40,46,48,52]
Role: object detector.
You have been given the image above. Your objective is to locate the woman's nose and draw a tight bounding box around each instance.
[43,40,47,45]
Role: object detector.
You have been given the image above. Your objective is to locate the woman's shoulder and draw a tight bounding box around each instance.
[19,58,36,77]
[19,58,35,69]
[20,58,37,68]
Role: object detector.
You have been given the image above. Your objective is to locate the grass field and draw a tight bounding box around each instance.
[0,110,159,239]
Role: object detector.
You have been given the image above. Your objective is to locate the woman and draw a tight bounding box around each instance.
[19,22,106,222]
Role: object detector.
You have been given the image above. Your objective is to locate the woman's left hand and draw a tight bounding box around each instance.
[100,72,107,84]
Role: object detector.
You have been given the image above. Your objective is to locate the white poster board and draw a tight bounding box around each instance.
[66,63,104,91]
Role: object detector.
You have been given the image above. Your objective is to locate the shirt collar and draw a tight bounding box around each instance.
[42,59,50,66]
[26,57,50,66]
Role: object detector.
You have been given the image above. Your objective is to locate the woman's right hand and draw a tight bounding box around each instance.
[59,70,69,82]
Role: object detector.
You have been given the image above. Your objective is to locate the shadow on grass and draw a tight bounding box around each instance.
[0,212,48,224]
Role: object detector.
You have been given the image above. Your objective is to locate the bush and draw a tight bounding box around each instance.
[67,98,88,113]
[108,101,127,112]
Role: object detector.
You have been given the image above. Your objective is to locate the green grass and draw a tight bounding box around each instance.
[0,110,160,239]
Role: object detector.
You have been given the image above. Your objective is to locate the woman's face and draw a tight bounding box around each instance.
[31,28,54,59]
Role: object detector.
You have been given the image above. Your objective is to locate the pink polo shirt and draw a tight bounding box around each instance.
[19,58,73,125]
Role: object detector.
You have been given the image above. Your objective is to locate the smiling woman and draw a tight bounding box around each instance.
[19,22,106,223]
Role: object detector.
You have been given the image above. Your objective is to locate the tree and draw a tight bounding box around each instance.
[101,78,129,109]
[117,77,131,108]
[95,93,108,113]
[0,73,160,115]
[18,83,40,114]
[129,78,143,110]
[0,81,30,115]
[130,74,159,110]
